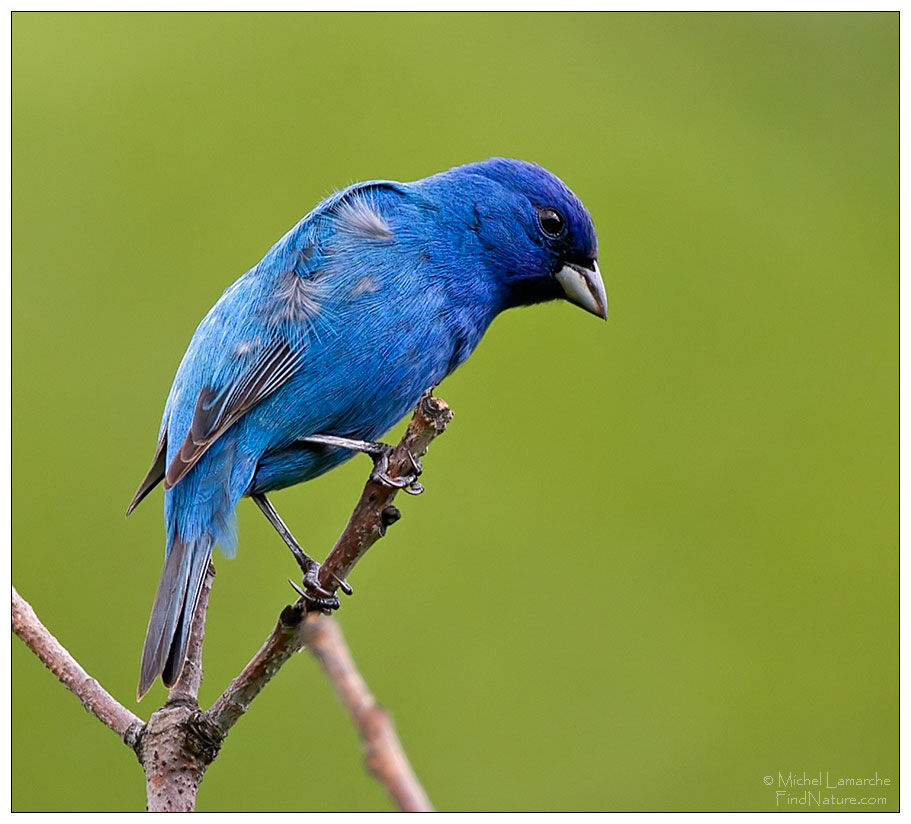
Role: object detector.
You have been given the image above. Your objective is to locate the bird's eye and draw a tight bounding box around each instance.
[537,207,565,238]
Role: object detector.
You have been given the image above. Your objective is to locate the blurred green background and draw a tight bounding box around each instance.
[12,12,897,812]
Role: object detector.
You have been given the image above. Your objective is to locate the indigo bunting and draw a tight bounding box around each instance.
[129,158,606,698]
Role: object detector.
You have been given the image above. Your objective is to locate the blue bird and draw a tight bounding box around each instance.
[129,158,606,698]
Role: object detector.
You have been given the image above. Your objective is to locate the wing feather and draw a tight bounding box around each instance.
[126,432,168,515]
[164,340,302,490]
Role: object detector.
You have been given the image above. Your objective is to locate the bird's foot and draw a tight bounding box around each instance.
[369,445,423,495]
[253,492,351,612]
[289,563,340,614]
[301,433,423,494]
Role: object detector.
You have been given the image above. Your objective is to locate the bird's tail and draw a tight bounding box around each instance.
[137,534,213,700]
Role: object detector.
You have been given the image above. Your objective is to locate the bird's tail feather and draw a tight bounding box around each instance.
[137,534,213,700]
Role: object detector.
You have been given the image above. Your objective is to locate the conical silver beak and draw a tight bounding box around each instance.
[555,259,607,320]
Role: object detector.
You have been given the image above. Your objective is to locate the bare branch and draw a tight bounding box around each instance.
[318,391,454,593]
[137,700,221,812]
[206,603,307,732]
[301,613,434,812]
[208,392,452,737]
[11,586,145,747]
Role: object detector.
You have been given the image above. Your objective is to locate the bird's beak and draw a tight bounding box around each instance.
[555,259,607,320]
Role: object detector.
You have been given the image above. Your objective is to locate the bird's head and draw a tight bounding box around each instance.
[441,157,606,320]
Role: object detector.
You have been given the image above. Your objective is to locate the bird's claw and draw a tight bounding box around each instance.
[302,433,424,494]
[328,570,353,596]
[288,579,340,613]
[303,563,336,599]
[370,446,424,494]
[288,563,341,613]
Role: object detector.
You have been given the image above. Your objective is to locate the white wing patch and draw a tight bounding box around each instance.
[336,193,394,241]
[349,275,379,297]
[272,271,326,325]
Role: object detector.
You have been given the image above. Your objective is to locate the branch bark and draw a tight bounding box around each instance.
[11,586,145,748]
[301,613,433,812]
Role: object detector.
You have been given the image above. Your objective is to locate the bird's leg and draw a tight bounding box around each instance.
[301,433,423,494]
[251,494,349,612]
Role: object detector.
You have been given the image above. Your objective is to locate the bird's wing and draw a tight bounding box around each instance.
[126,431,168,515]
[127,337,303,510]
[164,338,303,490]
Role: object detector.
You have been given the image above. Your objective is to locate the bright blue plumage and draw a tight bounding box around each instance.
[130,158,606,697]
